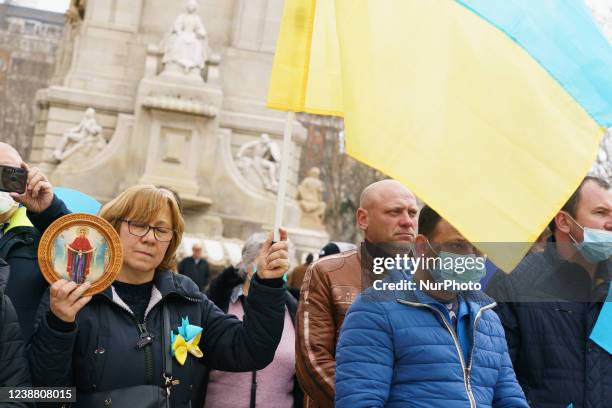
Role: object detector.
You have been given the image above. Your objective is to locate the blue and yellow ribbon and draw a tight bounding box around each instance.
[170,317,203,365]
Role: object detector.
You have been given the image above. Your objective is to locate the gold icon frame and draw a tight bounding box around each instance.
[38,213,123,296]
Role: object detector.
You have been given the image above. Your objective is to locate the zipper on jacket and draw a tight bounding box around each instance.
[103,298,156,385]
[135,319,155,385]
[465,302,497,402]
[398,299,478,408]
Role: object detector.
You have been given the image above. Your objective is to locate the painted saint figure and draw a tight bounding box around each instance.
[66,227,95,284]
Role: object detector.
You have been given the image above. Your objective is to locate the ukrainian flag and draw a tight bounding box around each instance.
[268,0,612,271]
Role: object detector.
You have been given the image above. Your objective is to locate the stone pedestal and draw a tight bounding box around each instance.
[130,70,221,208]
[299,212,326,231]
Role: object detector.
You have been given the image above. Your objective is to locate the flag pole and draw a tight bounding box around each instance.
[273,111,294,242]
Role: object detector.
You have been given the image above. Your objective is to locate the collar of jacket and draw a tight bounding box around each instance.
[360,239,414,261]
[363,240,390,260]
[97,269,202,302]
[356,241,383,275]
[230,284,244,304]
[398,287,495,317]
[4,207,33,234]
[544,241,612,283]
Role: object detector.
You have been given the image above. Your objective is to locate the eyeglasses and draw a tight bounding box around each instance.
[119,219,175,242]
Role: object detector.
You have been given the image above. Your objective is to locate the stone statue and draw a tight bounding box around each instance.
[55,0,85,83]
[591,131,612,180]
[236,133,281,192]
[297,167,326,229]
[161,0,209,80]
[66,0,86,26]
[53,107,105,162]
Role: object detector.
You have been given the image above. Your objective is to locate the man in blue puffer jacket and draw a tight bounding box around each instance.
[335,205,527,408]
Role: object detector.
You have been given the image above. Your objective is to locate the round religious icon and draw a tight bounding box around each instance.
[38,213,123,296]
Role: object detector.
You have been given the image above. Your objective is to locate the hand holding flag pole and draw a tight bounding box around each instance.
[272,111,295,243]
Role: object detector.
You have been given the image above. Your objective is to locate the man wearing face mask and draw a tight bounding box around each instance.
[487,176,612,407]
[0,143,48,341]
[335,205,528,407]
[296,180,418,408]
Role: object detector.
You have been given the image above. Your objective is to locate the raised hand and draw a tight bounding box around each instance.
[10,162,54,213]
[256,228,290,280]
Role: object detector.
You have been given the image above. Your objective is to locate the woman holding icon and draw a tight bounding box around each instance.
[13,164,290,408]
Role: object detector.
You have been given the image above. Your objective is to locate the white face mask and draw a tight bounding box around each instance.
[0,192,17,215]
[566,213,612,263]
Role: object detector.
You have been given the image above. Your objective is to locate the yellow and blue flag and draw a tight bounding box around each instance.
[268,0,612,271]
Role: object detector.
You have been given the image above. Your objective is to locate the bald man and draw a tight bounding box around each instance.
[296,180,418,408]
[178,242,210,291]
[0,143,53,340]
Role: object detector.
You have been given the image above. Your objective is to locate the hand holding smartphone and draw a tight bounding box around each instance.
[0,165,27,194]
[9,162,54,213]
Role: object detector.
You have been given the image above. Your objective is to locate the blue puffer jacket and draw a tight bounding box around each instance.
[335,280,528,408]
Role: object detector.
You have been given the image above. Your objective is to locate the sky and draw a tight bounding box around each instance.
[1,0,611,40]
[1,0,612,23]
[1,0,69,13]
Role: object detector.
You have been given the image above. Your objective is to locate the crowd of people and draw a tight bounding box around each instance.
[0,139,610,407]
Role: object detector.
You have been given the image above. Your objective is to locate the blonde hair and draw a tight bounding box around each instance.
[98,185,185,270]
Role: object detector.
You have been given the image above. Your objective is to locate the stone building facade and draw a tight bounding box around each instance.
[0,3,63,158]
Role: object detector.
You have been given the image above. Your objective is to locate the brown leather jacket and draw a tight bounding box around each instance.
[296,249,372,408]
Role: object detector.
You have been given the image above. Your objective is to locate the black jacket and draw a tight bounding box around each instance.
[29,270,285,408]
[486,243,612,408]
[178,257,210,291]
[0,258,32,407]
[1,222,47,341]
[207,266,303,408]
[27,196,287,408]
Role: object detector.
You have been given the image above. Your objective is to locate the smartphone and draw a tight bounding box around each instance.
[0,165,27,194]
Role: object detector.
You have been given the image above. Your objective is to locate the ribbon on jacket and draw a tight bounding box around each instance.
[170,317,203,365]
